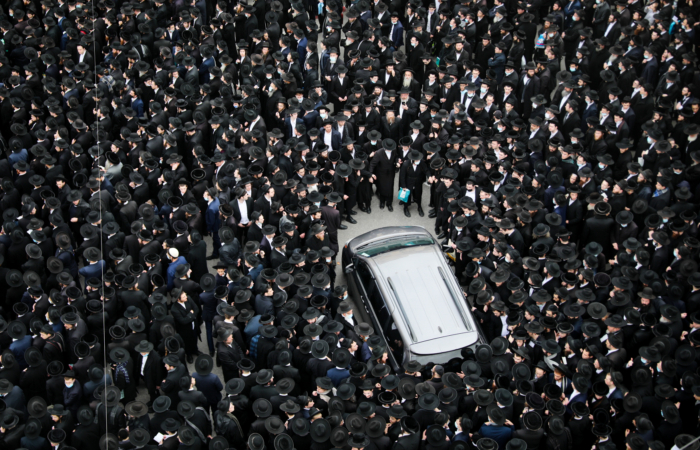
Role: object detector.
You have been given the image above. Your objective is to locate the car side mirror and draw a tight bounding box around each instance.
[344,263,354,274]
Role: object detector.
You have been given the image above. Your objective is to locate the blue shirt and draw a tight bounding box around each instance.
[167,256,188,290]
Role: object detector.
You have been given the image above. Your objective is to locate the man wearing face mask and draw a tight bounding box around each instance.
[517,62,541,118]
[63,369,83,418]
[591,0,611,38]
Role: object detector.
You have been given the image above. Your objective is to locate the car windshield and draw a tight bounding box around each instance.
[357,236,434,257]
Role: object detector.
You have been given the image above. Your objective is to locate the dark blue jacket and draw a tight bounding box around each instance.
[192,372,224,408]
[78,260,106,287]
[10,335,32,368]
[478,424,514,450]
[205,198,221,233]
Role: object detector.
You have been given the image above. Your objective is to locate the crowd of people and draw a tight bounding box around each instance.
[0,0,699,450]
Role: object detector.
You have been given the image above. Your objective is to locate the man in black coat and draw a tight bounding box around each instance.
[159,355,189,406]
[134,341,163,404]
[370,140,400,211]
[581,202,616,256]
[216,329,243,382]
[398,150,428,217]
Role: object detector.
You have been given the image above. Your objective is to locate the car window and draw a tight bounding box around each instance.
[384,316,404,366]
[356,259,374,287]
[357,262,390,322]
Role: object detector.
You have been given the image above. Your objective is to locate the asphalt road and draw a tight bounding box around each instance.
[134,182,437,403]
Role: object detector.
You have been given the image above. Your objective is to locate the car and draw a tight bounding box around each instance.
[342,225,484,371]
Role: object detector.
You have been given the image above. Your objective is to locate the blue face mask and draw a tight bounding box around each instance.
[647,137,653,144]
[640,357,647,364]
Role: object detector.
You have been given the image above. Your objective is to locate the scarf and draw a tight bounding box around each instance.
[116,362,130,383]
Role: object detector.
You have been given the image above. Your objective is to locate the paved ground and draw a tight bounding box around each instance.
[135,182,437,403]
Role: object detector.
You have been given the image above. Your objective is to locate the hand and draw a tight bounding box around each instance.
[71,217,78,222]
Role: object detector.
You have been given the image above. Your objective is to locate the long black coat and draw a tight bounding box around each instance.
[581,214,615,256]
[399,160,428,193]
[134,351,163,399]
[370,149,399,198]
[170,299,201,355]
[186,239,208,283]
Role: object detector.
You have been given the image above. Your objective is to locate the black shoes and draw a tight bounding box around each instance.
[437,232,446,239]
[187,355,194,364]
[366,206,372,214]
[346,216,357,224]
[359,206,367,212]
[206,254,218,260]
[380,201,385,209]
[428,210,437,218]
[417,207,425,217]
[348,209,357,215]
[387,204,393,212]
[339,224,348,230]
[404,206,411,217]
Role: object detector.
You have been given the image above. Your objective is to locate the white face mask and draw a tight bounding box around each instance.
[647,137,653,144]
[330,56,337,63]
[571,139,578,144]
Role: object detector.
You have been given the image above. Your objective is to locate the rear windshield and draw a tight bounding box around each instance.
[358,236,434,257]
